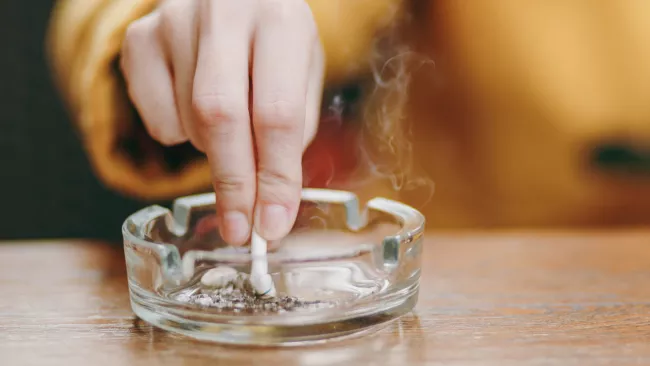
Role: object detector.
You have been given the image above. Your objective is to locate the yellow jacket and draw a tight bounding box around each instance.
[47,0,650,229]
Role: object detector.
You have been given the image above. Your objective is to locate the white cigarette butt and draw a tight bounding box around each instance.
[200,266,238,287]
[250,231,276,297]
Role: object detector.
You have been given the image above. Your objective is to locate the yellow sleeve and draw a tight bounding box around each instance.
[46,0,401,201]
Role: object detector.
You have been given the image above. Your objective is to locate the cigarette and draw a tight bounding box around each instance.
[250,230,276,298]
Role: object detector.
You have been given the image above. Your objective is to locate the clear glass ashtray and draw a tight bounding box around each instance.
[123,188,425,346]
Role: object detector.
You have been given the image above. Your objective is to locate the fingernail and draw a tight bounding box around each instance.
[255,204,289,240]
[220,211,250,245]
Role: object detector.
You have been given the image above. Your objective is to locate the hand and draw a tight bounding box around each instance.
[120,0,324,245]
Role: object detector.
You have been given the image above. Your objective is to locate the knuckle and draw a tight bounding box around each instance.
[213,175,249,195]
[158,1,181,22]
[259,0,304,22]
[158,2,183,36]
[192,93,247,129]
[257,169,301,192]
[124,19,148,44]
[145,122,185,146]
[122,20,150,66]
[259,0,317,43]
[255,98,302,131]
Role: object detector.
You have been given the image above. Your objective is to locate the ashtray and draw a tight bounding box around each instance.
[122,188,425,346]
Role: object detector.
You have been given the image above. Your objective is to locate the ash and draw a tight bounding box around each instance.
[174,273,332,314]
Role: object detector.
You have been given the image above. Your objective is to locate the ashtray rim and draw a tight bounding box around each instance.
[122,188,425,263]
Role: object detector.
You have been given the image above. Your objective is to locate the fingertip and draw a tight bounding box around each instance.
[210,176,256,245]
[254,203,293,241]
[219,211,251,246]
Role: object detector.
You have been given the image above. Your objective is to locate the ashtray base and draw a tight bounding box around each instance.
[129,284,419,346]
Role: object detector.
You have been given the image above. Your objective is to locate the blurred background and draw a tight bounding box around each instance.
[0,0,648,242]
[0,0,147,241]
[403,1,650,229]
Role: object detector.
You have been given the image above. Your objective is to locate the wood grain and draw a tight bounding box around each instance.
[1,231,650,365]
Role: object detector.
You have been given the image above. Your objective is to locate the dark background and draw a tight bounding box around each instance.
[0,0,159,242]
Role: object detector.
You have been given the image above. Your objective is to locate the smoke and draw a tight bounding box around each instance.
[350,16,435,209]
[303,5,436,213]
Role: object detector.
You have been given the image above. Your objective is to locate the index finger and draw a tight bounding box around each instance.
[192,0,256,245]
[251,0,318,240]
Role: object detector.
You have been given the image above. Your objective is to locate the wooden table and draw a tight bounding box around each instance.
[1,231,650,365]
